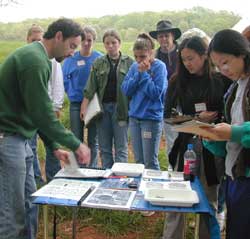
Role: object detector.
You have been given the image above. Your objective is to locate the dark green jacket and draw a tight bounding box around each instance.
[0,42,81,151]
[84,53,134,121]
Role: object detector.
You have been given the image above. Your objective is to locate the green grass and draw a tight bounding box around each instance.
[94,42,134,58]
[0,41,25,63]
[0,41,134,64]
[37,203,166,239]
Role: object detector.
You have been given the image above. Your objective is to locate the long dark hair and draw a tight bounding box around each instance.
[171,36,217,105]
[208,29,250,74]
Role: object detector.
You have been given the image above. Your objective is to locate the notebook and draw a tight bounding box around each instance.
[84,93,102,126]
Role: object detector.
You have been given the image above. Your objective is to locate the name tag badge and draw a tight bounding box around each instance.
[143,131,152,139]
[195,103,207,112]
[77,60,85,66]
[118,121,127,127]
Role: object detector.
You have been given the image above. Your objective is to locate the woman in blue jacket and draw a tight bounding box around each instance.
[121,33,167,169]
[63,26,102,167]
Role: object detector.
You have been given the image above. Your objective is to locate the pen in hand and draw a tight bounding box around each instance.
[77,186,95,206]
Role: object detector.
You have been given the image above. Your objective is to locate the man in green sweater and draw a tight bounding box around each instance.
[0,18,90,239]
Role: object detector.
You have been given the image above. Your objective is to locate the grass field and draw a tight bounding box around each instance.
[0,41,25,63]
[0,41,134,64]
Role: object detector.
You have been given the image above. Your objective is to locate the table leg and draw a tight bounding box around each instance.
[194,214,200,239]
[72,207,78,239]
[184,214,187,238]
[43,205,49,239]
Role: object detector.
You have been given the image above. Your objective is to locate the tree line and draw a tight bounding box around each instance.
[0,7,240,41]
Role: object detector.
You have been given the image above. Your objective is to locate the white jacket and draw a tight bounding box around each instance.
[48,59,64,112]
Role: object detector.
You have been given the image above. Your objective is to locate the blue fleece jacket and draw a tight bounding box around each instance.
[62,50,102,102]
[121,59,167,121]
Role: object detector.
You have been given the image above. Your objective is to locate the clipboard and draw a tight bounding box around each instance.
[173,120,218,139]
[84,93,102,127]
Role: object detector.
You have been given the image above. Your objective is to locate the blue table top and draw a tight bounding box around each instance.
[32,177,213,216]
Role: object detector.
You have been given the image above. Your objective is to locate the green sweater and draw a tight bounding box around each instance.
[0,42,81,151]
[203,123,250,157]
[203,122,250,177]
[231,122,250,147]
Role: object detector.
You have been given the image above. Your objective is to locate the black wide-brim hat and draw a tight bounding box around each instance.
[149,20,181,40]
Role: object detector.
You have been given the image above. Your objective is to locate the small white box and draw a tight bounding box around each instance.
[142,169,169,180]
[144,188,199,207]
[111,163,145,177]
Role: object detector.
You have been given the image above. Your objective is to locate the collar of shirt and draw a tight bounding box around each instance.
[38,41,49,58]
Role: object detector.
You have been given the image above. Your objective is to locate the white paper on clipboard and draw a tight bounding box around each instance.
[84,93,102,126]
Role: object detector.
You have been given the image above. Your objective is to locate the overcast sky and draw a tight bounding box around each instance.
[0,0,249,23]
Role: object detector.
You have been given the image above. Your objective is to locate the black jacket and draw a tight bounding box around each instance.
[166,72,231,186]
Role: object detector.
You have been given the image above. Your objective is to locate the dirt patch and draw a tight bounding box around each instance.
[77,227,142,239]
[75,226,107,239]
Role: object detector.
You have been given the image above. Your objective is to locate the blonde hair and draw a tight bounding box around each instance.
[27,24,44,38]
[133,33,155,51]
[82,25,97,41]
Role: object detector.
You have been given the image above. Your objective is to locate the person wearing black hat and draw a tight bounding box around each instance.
[149,20,181,81]
[149,21,182,173]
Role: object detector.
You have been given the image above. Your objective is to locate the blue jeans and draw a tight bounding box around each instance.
[129,117,162,170]
[226,176,250,239]
[97,103,128,169]
[29,134,61,182]
[45,144,61,182]
[28,134,43,183]
[0,135,38,239]
[70,102,98,167]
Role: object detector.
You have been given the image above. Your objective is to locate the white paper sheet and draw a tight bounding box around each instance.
[54,168,112,178]
[32,178,100,201]
[84,93,102,126]
[64,152,79,170]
